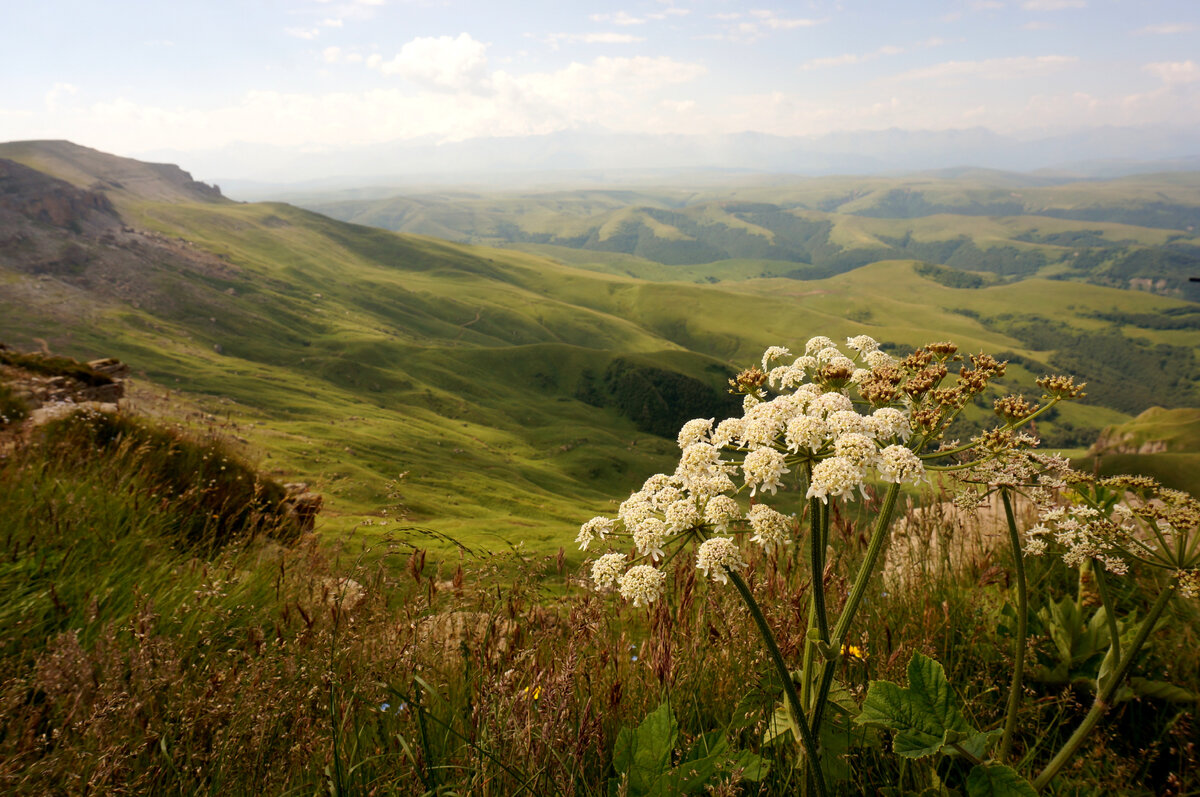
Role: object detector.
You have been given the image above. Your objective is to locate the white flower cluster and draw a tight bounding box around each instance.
[578,334,929,599]
[1024,503,1133,574]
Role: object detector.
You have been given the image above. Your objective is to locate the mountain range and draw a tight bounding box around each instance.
[131,126,1200,198]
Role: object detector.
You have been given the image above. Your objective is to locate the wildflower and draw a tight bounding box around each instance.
[664,498,702,534]
[805,335,837,355]
[828,409,871,437]
[842,644,866,660]
[576,516,613,550]
[696,537,746,584]
[864,349,895,370]
[633,517,670,561]
[618,493,655,528]
[747,503,792,551]
[808,392,853,417]
[769,364,807,389]
[876,445,925,485]
[815,346,846,365]
[619,565,667,606]
[650,484,684,511]
[522,685,542,701]
[742,447,790,496]
[761,346,792,370]
[704,495,741,533]
[870,407,912,442]
[792,355,818,373]
[1178,569,1200,599]
[677,417,714,449]
[710,417,745,449]
[835,432,879,469]
[785,415,828,454]
[807,456,865,503]
[846,335,879,355]
[591,553,626,590]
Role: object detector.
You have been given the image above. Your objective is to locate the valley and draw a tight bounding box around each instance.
[2,141,1197,556]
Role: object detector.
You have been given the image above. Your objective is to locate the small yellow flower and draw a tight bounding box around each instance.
[522,685,541,700]
[843,644,866,660]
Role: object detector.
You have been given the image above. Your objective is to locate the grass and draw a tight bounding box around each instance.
[2,415,1196,794]
[2,142,1198,556]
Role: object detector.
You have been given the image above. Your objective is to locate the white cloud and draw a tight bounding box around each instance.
[892,54,1077,81]
[589,11,645,25]
[323,46,342,64]
[285,27,321,40]
[1144,60,1199,85]
[709,9,824,41]
[544,32,646,49]
[969,1,1005,10]
[369,33,491,91]
[802,38,944,70]
[320,18,343,28]
[750,9,823,30]
[1138,23,1195,35]
[1021,0,1084,10]
[0,55,699,154]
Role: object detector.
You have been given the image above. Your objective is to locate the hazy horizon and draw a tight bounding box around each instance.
[4,0,1198,183]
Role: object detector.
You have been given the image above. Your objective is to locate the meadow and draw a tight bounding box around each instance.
[1,142,1198,794]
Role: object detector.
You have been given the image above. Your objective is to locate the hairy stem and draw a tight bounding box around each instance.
[812,481,902,736]
[1033,582,1176,791]
[1093,562,1121,667]
[998,488,1028,762]
[727,568,828,797]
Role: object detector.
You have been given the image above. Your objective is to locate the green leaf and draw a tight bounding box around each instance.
[857,652,992,759]
[663,732,728,795]
[1130,677,1199,704]
[965,763,1038,797]
[731,749,770,782]
[611,701,678,796]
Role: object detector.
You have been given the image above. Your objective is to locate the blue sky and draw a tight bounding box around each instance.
[2,0,1197,158]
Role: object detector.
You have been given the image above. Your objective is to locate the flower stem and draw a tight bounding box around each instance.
[727,568,828,797]
[1093,562,1121,666]
[1032,582,1176,791]
[998,488,1027,762]
[812,481,902,736]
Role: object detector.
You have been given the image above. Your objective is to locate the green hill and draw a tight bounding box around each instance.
[2,141,1197,554]
[1074,407,1200,496]
[300,172,1200,300]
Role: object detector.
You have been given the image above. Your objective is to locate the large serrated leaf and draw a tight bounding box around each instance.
[966,763,1038,796]
[612,700,678,795]
[857,652,992,759]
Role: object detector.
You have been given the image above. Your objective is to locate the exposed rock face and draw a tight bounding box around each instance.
[0,352,127,408]
[281,482,324,532]
[0,158,118,230]
[0,140,225,205]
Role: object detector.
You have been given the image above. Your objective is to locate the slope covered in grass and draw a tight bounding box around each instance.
[2,141,1197,554]
[300,172,1200,300]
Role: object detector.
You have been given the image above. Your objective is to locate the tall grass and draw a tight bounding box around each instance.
[0,413,1196,793]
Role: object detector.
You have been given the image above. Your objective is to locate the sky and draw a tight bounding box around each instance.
[2,0,1198,160]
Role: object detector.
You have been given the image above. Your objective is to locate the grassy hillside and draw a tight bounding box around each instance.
[301,172,1200,300]
[3,141,1197,556]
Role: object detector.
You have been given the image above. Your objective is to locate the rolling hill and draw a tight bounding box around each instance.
[299,171,1200,301]
[2,140,1197,555]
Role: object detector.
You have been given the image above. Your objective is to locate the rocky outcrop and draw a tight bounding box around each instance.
[0,158,117,230]
[281,482,324,533]
[0,348,126,408]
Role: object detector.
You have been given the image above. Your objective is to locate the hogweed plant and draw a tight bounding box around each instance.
[576,334,1198,795]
